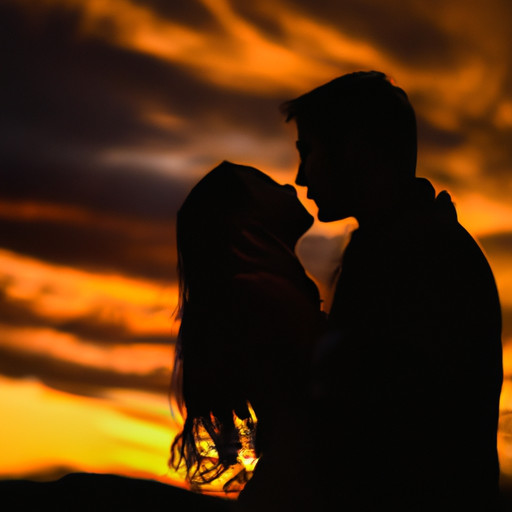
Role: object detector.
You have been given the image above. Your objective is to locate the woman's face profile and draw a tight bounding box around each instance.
[236,167,314,242]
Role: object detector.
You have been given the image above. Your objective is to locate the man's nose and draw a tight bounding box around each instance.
[295,163,307,187]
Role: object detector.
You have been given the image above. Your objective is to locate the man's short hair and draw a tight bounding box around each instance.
[281,70,417,176]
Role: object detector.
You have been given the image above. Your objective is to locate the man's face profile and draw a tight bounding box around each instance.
[294,121,359,223]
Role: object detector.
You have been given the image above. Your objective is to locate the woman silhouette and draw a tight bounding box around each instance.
[169,161,325,511]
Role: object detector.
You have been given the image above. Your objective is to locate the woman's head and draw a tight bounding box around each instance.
[177,160,313,255]
[176,161,313,308]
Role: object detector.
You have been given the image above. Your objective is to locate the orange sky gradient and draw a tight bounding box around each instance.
[1,0,512,497]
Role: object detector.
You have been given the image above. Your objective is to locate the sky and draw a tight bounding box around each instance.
[1,0,512,494]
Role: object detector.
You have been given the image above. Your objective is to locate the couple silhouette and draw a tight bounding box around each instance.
[1,71,503,512]
[170,71,503,511]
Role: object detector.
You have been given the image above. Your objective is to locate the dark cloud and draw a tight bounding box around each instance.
[478,232,512,339]
[480,232,512,255]
[229,1,289,45]
[1,156,190,222]
[268,0,457,68]
[0,0,302,229]
[129,0,217,29]
[0,344,171,399]
[0,1,291,162]
[59,315,176,346]
[0,288,175,346]
[0,216,175,282]
[502,308,512,340]
[0,0,300,289]
[3,0,511,171]
[0,287,45,330]
[1,5,171,152]
[416,114,466,150]
[1,155,186,280]
[467,123,512,200]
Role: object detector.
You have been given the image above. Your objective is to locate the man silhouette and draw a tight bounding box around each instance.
[282,71,503,511]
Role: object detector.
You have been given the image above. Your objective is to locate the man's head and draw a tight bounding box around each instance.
[281,71,417,222]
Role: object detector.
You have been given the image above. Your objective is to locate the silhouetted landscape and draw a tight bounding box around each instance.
[1,474,235,512]
[2,473,512,511]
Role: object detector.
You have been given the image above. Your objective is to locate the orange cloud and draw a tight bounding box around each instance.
[0,325,173,376]
[447,192,512,239]
[0,375,182,485]
[12,0,399,94]
[19,0,508,115]
[0,248,178,336]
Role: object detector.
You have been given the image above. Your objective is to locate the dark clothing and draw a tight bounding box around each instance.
[312,179,503,511]
[233,269,326,512]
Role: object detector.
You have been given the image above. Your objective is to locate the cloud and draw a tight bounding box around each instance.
[471,231,512,346]
[0,248,178,339]
[0,286,173,345]
[4,0,511,196]
[503,309,512,342]
[0,374,178,482]
[479,232,512,302]
[1,0,303,190]
[266,0,458,68]
[0,246,178,398]
[1,6,170,153]
[0,154,190,282]
[0,203,176,282]
[0,338,172,398]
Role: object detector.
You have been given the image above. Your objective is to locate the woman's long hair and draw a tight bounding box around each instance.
[169,162,316,488]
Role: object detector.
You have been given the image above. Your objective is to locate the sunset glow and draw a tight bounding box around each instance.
[1,0,512,500]
[0,376,182,485]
